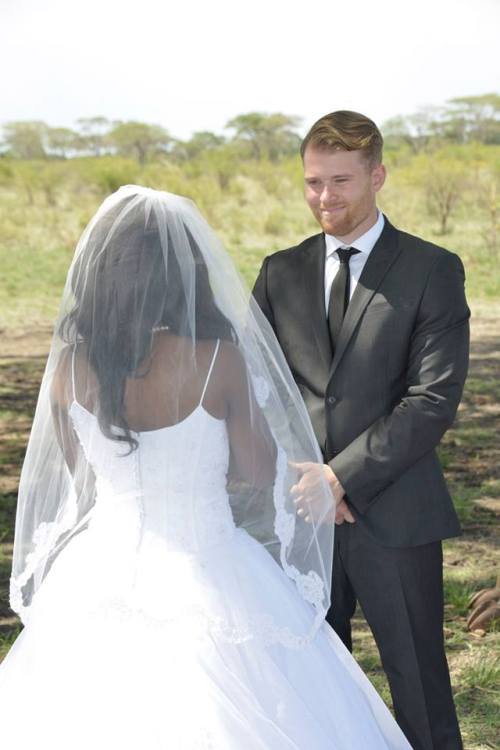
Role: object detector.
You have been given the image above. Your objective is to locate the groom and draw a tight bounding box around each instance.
[252,110,469,750]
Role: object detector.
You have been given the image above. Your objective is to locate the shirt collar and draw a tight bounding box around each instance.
[325,211,385,259]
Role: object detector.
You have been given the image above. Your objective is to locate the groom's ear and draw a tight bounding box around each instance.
[372,163,386,193]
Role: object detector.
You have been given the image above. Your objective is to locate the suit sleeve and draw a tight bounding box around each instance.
[330,252,470,515]
[252,256,276,332]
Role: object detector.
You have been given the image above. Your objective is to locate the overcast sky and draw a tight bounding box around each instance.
[1,0,499,139]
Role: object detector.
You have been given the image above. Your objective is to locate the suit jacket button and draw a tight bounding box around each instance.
[327,395,337,406]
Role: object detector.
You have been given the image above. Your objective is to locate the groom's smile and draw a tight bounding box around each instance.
[303,146,386,243]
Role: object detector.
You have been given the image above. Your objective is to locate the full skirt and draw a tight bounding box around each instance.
[0,527,411,749]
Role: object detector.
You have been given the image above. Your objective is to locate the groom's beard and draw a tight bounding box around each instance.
[315,196,374,239]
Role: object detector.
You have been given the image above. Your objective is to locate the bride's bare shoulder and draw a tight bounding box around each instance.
[51,345,74,405]
[51,342,95,407]
[216,338,243,365]
[215,340,249,392]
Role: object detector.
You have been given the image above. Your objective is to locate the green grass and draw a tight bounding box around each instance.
[1,152,500,329]
[466,377,500,398]
[457,654,500,693]
[450,485,482,525]
[444,578,493,618]
[0,623,22,661]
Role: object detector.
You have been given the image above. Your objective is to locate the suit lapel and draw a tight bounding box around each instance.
[302,234,332,371]
[328,219,401,381]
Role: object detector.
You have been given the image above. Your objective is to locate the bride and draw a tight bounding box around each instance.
[0,185,411,749]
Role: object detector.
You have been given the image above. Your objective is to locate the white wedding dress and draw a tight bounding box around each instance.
[0,343,411,749]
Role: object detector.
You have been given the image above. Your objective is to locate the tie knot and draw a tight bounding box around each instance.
[337,247,360,264]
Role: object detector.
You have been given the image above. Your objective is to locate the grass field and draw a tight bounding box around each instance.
[0,167,499,748]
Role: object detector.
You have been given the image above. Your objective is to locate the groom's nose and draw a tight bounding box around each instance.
[320,184,338,204]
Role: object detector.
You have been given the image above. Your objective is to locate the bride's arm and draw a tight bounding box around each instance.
[50,347,80,474]
[50,347,97,513]
[220,342,277,489]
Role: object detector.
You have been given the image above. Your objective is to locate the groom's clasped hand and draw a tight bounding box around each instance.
[290,461,356,525]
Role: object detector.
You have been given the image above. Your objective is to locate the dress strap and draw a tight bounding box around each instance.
[71,344,77,402]
[199,339,220,407]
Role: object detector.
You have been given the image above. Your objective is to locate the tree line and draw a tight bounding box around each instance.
[383,94,500,151]
[0,114,302,164]
[1,93,499,164]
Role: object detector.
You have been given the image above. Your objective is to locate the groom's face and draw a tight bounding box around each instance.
[303,146,385,239]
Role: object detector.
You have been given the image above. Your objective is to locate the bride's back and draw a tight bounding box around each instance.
[122,333,227,431]
[53,329,275,494]
[69,332,228,432]
[58,334,235,560]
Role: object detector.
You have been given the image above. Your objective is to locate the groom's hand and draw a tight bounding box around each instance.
[290,462,353,524]
[322,464,355,525]
[335,499,356,525]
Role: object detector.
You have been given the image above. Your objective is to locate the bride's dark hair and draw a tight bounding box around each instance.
[59,198,236,452]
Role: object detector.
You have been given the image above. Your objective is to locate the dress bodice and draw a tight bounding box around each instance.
[68,339,237,556]
[69,401,235,555]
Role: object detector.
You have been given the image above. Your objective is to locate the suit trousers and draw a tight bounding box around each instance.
[326,521,463,750]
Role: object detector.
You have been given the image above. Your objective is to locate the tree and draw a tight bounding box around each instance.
[415,151,468,234]
[173,131,226,161]
[381,116,416,151]
[75,116,112,156]
[1,121,48,159]
[444,93,500,144]
[108,121,172,164]
[382,96,500,149]
[477,165,500,255]
[46,127,79,158]
[382,107,444,153]
[225,112,301,161]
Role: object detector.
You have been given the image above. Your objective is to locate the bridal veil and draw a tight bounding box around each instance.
[10,185,335,647]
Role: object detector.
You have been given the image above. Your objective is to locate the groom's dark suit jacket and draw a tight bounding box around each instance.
[253,216,470,548]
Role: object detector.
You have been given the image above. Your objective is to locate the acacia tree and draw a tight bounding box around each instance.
[418,152,468,234]
[2,121,48,159]
[383,94,500,149]
[444,94,500,144]
[225,112,301,161]
[46,127,79,158]
[108,121,172,164]
[172,131,226,161]
[382,116,417,152]
[75,117,112,156]
[382,107,443,153]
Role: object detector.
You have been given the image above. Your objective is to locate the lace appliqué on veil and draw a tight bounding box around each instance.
[251,368,329,644]
[250,372,271,408]
[271,442,327,645]
[10,484,79,620]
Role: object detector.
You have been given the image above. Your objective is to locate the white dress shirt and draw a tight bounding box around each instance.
[324,211,385,312]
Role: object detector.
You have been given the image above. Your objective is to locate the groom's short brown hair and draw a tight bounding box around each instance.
[301,110,383,166]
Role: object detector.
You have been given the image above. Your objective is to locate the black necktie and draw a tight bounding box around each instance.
[328,247,361,353]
